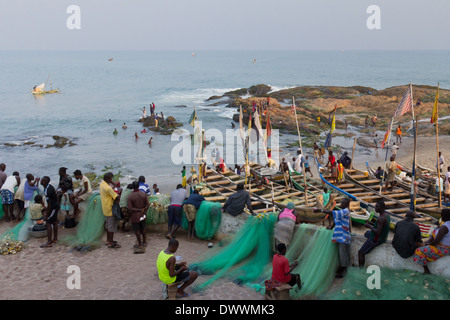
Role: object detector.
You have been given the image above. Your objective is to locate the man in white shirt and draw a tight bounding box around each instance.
[167,184,187,239]
[0,171,20,221]
[438,152,445,173]
[391,143,400,159]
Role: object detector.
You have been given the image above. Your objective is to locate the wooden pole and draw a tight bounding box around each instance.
[409,84,416,211]
[350,136,357,170]
[293,97,308,204]
[435,83,442,208]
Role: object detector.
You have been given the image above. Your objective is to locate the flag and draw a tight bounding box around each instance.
[431,83,439,124]
[189,108,197,127]
[330,114,336,133]
[323,132,332,149]
[393,86,413,118]
[251,109,264,144]
[381,129,390,149]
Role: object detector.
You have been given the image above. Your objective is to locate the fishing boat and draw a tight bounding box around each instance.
[245,163,374,225]
[285,163,374,225]
[201,166,332,224]
[365,162,449,208]
[31,80,60,95]
[345,164,444,218]
[316,161,438,237]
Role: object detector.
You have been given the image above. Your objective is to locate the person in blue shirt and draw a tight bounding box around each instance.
[138,176,151,195]
[314,197,351,278]
[183,189,205,239]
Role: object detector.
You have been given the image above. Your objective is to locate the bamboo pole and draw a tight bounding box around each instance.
[350,136,357,170]
[410,84,416,211]
[293,97,308,204]
[435,83,442,208]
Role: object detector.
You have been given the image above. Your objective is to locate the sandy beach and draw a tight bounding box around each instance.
[0,134,447,301]
[0,220,264,300]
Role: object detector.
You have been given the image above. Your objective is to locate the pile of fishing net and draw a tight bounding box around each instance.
[62,193,105,249]
[191,212,278,291]
[181,201,222,240]
[325,266,450,300]
[247,223,338,298]
[0,191,38,243]
[190,218,339,299]
[146,194,170,225]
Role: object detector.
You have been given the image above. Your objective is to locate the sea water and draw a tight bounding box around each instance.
[0,50,448,190]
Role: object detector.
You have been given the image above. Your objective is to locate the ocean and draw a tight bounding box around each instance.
[0,50,448,190]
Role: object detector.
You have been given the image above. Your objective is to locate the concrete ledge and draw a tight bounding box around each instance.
[350,234,450,279]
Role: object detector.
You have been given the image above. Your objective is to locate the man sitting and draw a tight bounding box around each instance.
[222,182,254,216]
[268,243,301,290]
[156,239,198,298]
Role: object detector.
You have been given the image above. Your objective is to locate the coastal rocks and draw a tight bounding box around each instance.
[139,115,183,135]
[2,135,77,149]
[52,135,77,148]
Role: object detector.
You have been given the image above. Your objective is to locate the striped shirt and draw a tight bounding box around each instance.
[139,182,151,195]
[332,208,351,244]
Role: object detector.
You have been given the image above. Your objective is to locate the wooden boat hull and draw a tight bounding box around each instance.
[32,89,60,95]
[315,161,437,237]
[203,166,330,224]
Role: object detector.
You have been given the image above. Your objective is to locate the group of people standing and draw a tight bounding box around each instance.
[0,164,92,248]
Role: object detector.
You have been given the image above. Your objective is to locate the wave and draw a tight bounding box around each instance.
[158,87,241,106]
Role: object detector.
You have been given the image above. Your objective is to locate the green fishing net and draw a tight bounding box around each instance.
[246,223,338,298]
[0,196,4,219]
[181,201,222,240]
[146,194,170,225]
[62,193,105,248]
[325,266,450,300]
[1,191,39,242]
[191,217,339,299]
[191,213,278,291]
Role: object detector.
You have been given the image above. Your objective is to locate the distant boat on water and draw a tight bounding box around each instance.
[31,77,60,95]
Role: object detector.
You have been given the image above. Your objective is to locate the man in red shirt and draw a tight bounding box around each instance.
[271,243,301,288]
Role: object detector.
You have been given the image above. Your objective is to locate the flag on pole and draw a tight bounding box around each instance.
[381,119,393,149]
[393,86,413,118]
[381,129,390,149]
[251,109,264,144]
[189,108,197,127]
[431,83,439,124]
[330,114,336,133]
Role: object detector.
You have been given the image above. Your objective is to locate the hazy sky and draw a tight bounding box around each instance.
[1,0,449,50]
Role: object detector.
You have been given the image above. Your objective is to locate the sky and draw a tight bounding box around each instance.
[0,0,449,51]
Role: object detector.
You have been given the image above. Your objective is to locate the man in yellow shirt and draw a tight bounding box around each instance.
[100,172,120,248]
[157,239,198,298]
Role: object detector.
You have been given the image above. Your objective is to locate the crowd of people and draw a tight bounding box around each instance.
[1,158,449,299]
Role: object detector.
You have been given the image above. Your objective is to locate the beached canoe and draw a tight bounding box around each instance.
[316,161,437,237]
[203,166,331,224]
[345,165,444,218]
[366,162,449,208]
[248,163,374,225]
